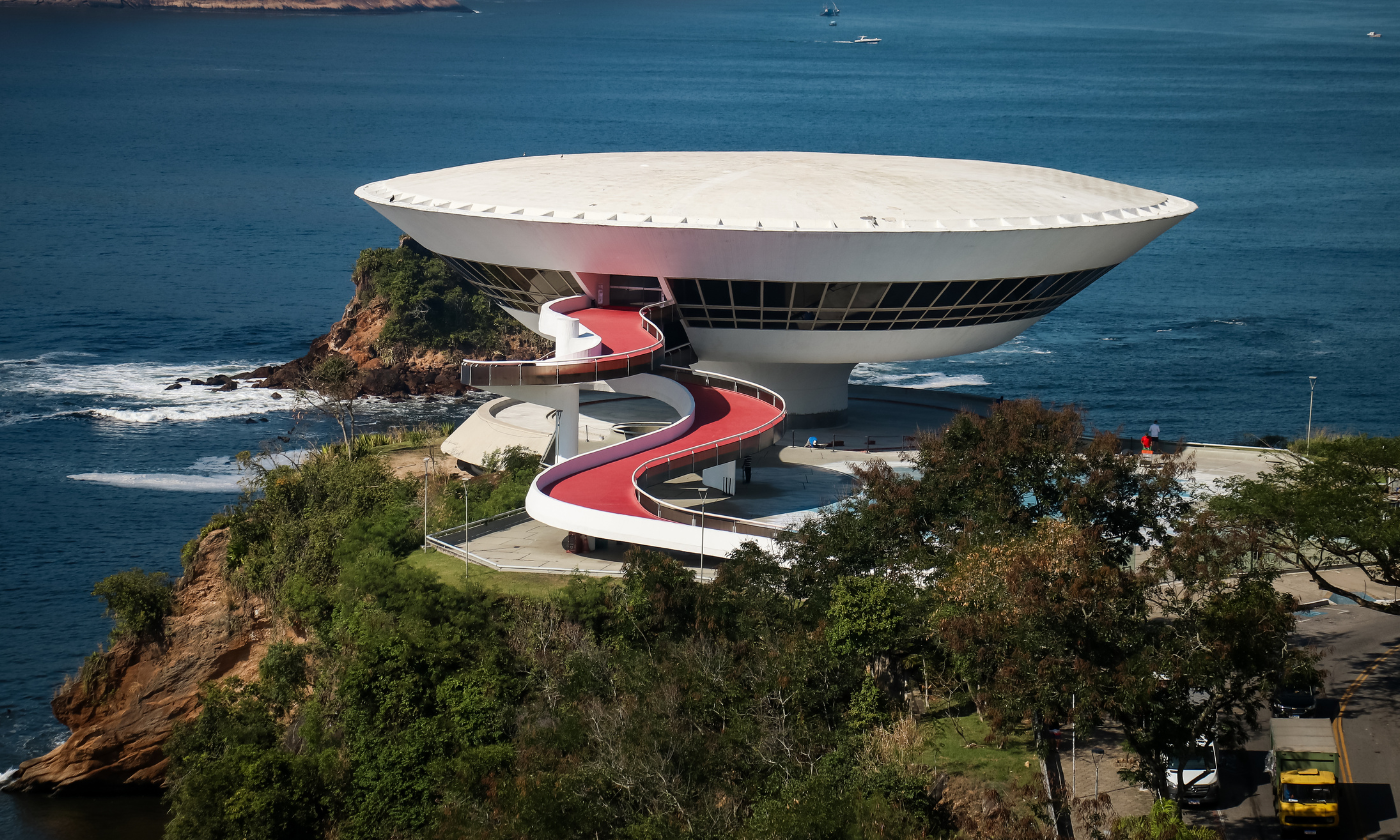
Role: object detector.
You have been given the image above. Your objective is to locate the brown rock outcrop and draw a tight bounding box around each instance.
[245,245,547,398]
[2,530,298,795]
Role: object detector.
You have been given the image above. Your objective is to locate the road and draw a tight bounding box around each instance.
[1200,605,1400,840]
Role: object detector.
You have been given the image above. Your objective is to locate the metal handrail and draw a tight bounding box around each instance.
[461,299,675,387]
[629,365,792,542]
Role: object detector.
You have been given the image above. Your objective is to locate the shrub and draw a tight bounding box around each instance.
[353,243,523,353]
[1113,799,1218,840]
[91,568,174,640]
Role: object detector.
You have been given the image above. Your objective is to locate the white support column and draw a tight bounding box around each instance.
[553,384,580,463]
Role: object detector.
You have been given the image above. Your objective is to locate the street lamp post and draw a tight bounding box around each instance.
[1307,376,1318,454]
[422,457,432,551]
[698,486,709,582]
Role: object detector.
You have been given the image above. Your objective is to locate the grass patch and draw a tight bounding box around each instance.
[404,548,578,599]
[917,710,1038,791]
[369,437,447,455]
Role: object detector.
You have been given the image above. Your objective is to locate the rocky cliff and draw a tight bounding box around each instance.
[242,257,544,400]
[3,530,296,795]
[1,0,464,11]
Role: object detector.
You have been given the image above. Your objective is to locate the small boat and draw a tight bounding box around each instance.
[1367,31,1382,38]
[829,21,837,26]
[852,35,882,44]
[820,2,839,16]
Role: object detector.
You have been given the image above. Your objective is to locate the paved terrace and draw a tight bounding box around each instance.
[425,385,1289,578]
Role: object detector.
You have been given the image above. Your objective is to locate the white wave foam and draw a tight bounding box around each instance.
[66,450,308,493]
[69,473,246,492]
[0,356,288,426]
[851,364,989,390]
[1212,319,1246,326]
[0,766,17,783]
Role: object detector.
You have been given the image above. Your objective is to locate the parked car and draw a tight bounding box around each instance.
[1272,690,1319,719]
[1166,737,1220,806]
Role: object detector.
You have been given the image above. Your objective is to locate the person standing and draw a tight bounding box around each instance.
[742,455,753,484]
[1148,421,1160,451]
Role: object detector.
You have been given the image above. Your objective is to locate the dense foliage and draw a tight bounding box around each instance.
[353,243,526,355]
[156,401,1309,839]
[91,568,174,641]
[1211,433,1400,613]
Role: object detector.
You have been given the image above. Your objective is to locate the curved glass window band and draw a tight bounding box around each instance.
[666,266,1116,331]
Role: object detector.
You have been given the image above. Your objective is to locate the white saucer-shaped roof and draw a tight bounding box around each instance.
[356,151,1192,233]
[357,151,1195,306]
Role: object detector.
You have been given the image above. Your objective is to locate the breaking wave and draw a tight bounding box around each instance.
[67,451,308,493]
[0,354,287,426]
[68,473,246,493]
[851,364,989,390]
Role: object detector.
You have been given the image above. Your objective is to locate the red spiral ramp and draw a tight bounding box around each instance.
[463,300,788,559]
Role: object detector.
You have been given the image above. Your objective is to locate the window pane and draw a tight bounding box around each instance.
[671,279,703,305]
[612,275,660,288]
[934,281,974,307]
[851,283,888,308]
[698,279,731,306]
[792,283,825,308]
[822,283,857,310]
[960,280,1000,307]
[1042,272,1081,297]
[909,283,943,308]
[1003,276,1041,303]
[731,280,761,308]
[880,283,916,309]
[763,282,792,308]
[1025,274,1062,299]
[978,278,1018,305]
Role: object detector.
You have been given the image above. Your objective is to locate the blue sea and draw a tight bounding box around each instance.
[1,0,1396,835]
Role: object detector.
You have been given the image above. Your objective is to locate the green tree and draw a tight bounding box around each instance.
[826,575,911,660]
[295,355,365,454]
[353,242,521,354]
[1211,434,1400,613]
[91,568,174,641]
[781,400,1193,601]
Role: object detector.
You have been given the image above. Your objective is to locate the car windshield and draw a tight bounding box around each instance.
[1168,752,1216,772]
[1283,784,1334,804]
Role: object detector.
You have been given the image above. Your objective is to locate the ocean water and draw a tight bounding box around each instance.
[1,0,1396,835]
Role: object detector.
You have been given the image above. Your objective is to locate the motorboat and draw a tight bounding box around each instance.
[820,2,839,16]
[829,21,837,26]
[1367,31,1382,37]
[852,35,882,44]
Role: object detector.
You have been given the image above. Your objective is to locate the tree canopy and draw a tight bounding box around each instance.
[1211,433,1400,613]
[153,401,1310,838]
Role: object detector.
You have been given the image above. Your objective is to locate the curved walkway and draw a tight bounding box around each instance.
[464,300,788,558]
[544,383,780,518]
